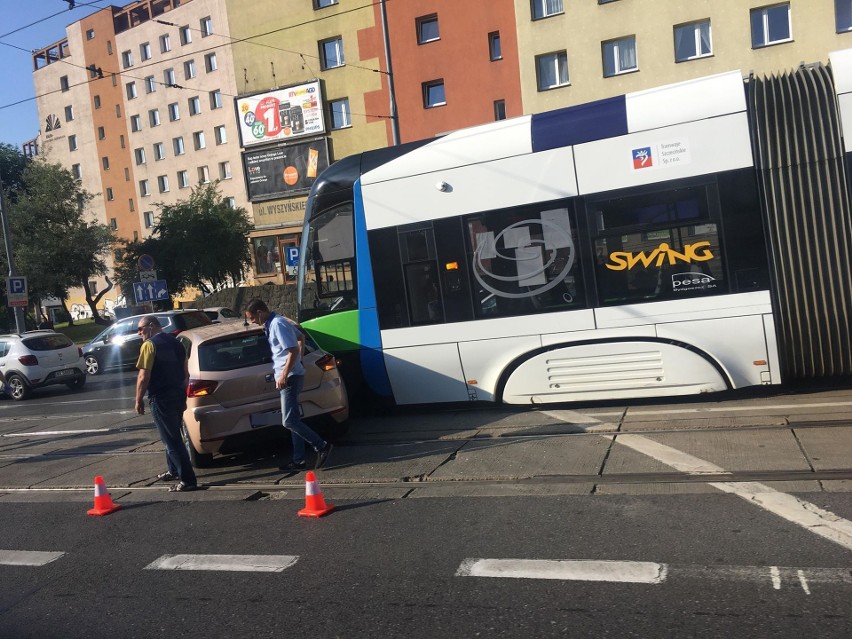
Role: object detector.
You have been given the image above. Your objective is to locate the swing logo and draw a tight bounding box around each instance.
[632,147,653,169]
[605,242,714,271]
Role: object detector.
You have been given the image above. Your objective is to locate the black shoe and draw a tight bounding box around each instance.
[157,471,177,482]
[279,461,307,472]
[168,481,197,492]
[315,443,333,469]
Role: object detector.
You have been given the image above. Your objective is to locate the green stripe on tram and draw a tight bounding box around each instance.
[302,311,361,354]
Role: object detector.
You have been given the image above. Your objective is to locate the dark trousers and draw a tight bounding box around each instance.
[150,393,197,486]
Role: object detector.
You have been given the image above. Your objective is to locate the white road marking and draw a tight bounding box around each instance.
[457,559,852,591]
[549,409,852,552]
[456,559,667,583]
[0,550,65,566]
[144,554,298,572]
[2,429,110,437]
[580,400,852,418]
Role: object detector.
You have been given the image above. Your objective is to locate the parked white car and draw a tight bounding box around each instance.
[0,331,86,400]
[203,307,242,323]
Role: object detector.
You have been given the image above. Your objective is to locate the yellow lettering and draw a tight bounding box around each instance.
[605,253,629,271]
[605,242,715,271]
[687,241,713,261]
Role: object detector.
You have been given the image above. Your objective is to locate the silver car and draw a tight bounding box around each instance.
[0,331,86,400]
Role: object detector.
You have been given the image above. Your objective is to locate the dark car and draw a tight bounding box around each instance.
[82,310,212,375]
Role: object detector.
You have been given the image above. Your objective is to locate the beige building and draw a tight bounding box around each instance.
[518,0,852,113]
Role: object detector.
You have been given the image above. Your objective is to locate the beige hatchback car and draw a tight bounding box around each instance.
[176,320,348,467]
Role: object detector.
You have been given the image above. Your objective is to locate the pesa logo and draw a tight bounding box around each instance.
[671,272,717,291]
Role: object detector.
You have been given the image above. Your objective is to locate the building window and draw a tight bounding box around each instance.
[158,175,169,193]
[329,97,351,129]
[124,167,129,180]
[130,114,142,132]
[602,35,638,77]
[422,80,446,108]
[97,126,105,140]
[200,17,213,37]
[129,199,135,212]
[837,0,852,31]
[120,135,125,149]
[193,131,206,150]
[86,29,95,40]
[184,59,196,79]
[64,105,74,122]
[173,136,185,155]
[106,41,113,55]
[674,20,712,62]
[536,51,569,90]
[198,165,210,183]
[140,42,151,61]
[116,104,121,118]
[121,50,133,68]
[188,96,201,115]
[102,157,110,170]
[489,32,502,61]
[126,82,137,99]
[168,102,180,121]
[106,187,114,200]
[144,76,156,94]
[315,0,337,7]
[227,197,236,209]
[219,161,232,180]
[68,135,77,151]
[134,147,146,165]
[72,164,81,179]
[144,211,155,228]
[177,170,190,188]
[416,15,440,44]
[164,68,175,86]
[149,109,160,127]
[159,34,171,53]
[494,99,506,121]
[110,218,118,231]
[204,52,218,72]
[94,95,101,109]
[214,125,227,145]
[532,0,564,20]
[751,3,792,48]
[153,142,165,161]
[140,179,150,196]
[320,37,345,69]
[180,25,192,45]
[60,76,69,91]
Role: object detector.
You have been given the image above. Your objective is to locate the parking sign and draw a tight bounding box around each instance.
[5,276,27,307]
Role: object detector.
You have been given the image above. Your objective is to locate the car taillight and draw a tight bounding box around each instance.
[18,355,38,366]
[315,354,338,372]
[187,379,218,397]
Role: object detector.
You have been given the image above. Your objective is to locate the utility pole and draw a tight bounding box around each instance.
[379,0,400,146]
[0,175,25,333]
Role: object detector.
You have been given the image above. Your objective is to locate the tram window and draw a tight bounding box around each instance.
[405,262,443,325]
[303,203,357,312]
[594,185,709,232]
[465,202,585,319]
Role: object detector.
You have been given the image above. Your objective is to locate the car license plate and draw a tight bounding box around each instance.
[54,369,74,377]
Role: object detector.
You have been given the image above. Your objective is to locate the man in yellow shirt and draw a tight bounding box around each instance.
[135,315,198,491]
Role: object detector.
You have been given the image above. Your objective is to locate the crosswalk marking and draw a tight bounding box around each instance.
[456,558,666,583]
[0,550,65,566]
[144,554,298,572]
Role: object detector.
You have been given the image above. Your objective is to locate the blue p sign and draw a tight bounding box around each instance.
[286,247,300,266]
[8,277,25,294]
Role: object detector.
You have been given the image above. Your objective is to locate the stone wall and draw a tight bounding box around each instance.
[188,284,298,319]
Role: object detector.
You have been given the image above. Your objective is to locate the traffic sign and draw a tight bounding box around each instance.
[133,280,169,303]
[5,276,28,307]
[139,270,157,282]
[286,246,300,267]
[138,254,155,271]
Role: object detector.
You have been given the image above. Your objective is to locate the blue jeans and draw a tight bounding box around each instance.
[150,393,197,486]
[281,375,325,464]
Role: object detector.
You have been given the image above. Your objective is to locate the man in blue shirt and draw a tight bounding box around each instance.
[244,298,332,471]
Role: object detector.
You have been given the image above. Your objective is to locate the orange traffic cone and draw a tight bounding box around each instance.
[298,471,335,518]
[87,475,122,516]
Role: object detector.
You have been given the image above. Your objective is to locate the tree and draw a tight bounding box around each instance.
[115,182,253,299]
[0,143,29,203]
[2,159,116,324]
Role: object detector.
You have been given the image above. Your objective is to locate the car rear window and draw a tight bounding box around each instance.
[177,312,214,330]
[23,334,74,350]
[198,333,272,372]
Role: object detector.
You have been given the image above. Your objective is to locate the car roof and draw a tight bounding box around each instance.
[115,310,209,322]
[177,320,259,342]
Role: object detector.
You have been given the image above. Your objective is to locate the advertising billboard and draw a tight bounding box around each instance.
[236,80,325,147]
[243,138,329,201]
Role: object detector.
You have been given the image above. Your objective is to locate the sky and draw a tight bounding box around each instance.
[0,1,101,149]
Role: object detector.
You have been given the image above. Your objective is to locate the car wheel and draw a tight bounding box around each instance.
[84,355,101,375]
[66,376,86,391]
[180,419,214,468]
[6,374,30,401]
